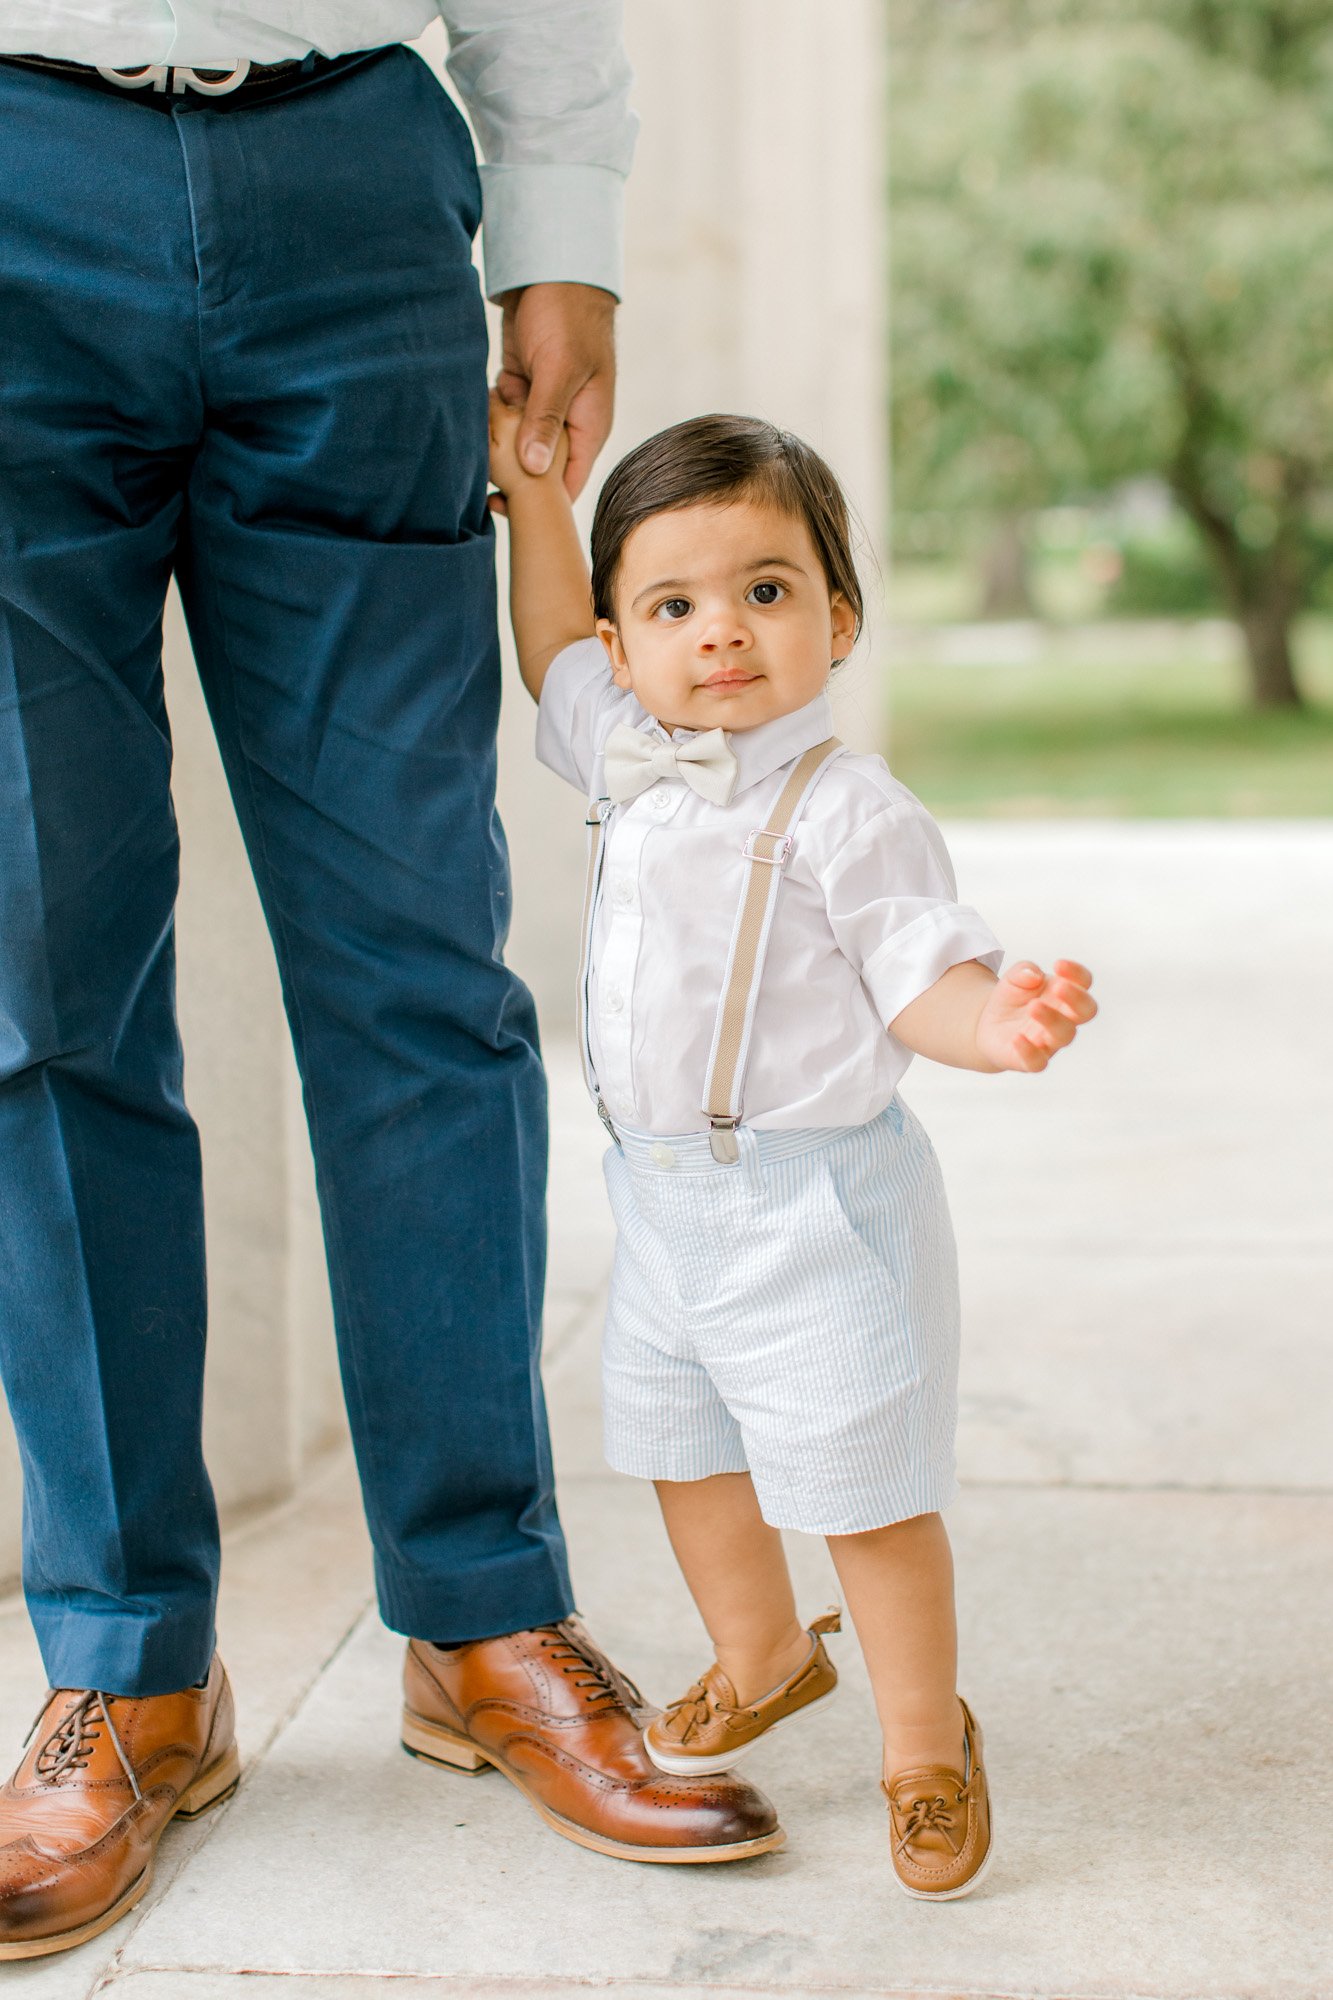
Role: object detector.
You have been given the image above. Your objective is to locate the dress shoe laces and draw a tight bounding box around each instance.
[539,1623,645,1711]
[27,1691,143,1802]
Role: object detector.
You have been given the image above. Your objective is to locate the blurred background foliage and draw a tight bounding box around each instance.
[886,0,1333,814]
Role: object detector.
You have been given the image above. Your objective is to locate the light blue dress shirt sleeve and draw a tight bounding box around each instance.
[439,0,637,300]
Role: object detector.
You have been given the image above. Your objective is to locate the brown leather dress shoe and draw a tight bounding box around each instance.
[403,1618,784,1864]
[0,1656,239,1959]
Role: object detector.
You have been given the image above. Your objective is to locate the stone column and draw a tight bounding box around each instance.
[0,3,888,1584]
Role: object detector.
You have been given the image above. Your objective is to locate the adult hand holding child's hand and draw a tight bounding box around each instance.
[488,390,590,701]
[488,390,570,512]
[494,280,616,497]
[974,959,1097,1072]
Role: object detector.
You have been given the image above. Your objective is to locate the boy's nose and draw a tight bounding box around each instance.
[696,618,752,654]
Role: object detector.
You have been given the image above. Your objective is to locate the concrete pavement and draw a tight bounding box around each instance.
[1,822,1329,2000]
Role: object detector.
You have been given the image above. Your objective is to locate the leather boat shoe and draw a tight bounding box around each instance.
[644,1608,840,1775]
[0,1655,240,1958]
[403,1618,784,1863]
[883,1696,993,1900]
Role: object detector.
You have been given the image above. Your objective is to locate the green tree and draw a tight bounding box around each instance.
[890,0,1333,705]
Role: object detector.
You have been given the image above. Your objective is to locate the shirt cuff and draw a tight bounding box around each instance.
[861,906,1005,1030]
[479,163,625,300]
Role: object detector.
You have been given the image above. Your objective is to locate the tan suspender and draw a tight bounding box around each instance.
[577,736,845,1161]
[701,738,843,1160]
[577,797,616,1138]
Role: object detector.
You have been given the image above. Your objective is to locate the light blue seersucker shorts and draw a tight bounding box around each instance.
[600,1097,961,1536]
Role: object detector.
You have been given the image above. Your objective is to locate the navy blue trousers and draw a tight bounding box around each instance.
[0,46,573,1695]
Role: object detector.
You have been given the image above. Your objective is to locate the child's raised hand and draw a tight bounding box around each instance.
[489,389,569,510]
[974,959,1097,1073]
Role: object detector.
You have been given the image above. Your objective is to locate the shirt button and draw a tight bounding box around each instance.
[612,879,634,907]
[650,1143,677,1169]
[651,788,671,812]
[604,990,624,1014]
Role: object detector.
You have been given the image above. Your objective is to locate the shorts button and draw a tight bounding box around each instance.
[650,1143,676,1168]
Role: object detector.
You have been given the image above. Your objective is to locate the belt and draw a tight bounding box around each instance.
[0,49,371,105]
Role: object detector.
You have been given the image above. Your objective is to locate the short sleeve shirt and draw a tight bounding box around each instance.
[537,639,1004,1136]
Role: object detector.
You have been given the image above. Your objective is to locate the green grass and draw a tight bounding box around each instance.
[886,620,1333,817]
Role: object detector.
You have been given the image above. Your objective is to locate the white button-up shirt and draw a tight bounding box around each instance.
[537,639,1005,1137]
[3,1,636,300]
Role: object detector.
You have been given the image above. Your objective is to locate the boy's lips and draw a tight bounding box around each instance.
[700,669,759,689]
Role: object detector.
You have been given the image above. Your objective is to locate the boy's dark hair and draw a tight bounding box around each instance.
[589,414,864,654]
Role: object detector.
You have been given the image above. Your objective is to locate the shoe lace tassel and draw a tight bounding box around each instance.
[895,1788,965,1857]
[662,1677,747,1743]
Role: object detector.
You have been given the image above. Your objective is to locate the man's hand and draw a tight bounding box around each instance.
[973,960,1097,1073]
[495,282,617,500]
[489,389,569,500]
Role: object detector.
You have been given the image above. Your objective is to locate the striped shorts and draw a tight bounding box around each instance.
[600,1097,961,1536]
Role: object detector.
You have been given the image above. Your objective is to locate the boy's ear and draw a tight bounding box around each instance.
[829,590,857,665]
[597,618,633,689]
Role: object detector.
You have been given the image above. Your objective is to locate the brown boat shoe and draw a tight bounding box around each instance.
[0,1655,240,1960]
[402,1617,784,1864]
[882,1696,993,1900]
[643,1610,840,1777]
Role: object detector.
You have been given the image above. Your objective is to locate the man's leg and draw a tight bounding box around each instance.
[171,47,572,1641]
[0,61,221,1697]
[31,45,777,1868]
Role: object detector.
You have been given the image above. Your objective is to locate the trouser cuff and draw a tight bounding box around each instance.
[374,1543,574,1645]
[31,1600,218,1699]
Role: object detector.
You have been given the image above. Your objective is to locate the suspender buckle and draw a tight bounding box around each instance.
[596,1096,621,1147]
[708,1115,741,1165]
[742,829,793,868]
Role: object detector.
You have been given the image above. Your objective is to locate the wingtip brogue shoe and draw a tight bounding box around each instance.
[403,1619,784,1864]
[0,1655,239,1959]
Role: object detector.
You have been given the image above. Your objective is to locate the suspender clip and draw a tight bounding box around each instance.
[708,1115,741,1165]
[742,828,793,868]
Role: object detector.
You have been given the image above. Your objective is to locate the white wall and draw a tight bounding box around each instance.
[0,2,888,1589]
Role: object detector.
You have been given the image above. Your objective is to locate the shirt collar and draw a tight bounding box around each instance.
[650,691,836,798]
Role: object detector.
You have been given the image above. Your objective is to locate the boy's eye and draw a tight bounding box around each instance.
[655,598,692,621]
[748,581,785,606]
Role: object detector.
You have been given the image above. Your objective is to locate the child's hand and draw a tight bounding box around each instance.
[973,959,1097,1073]
[489,387,592,701]
[489,389,569,509]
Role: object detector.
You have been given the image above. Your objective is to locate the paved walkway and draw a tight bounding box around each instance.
[2,824,1330,2000]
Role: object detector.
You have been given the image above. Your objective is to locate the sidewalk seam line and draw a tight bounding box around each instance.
[85,1597,374,1988]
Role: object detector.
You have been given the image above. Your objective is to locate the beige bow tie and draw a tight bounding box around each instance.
[602,723,739,807]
